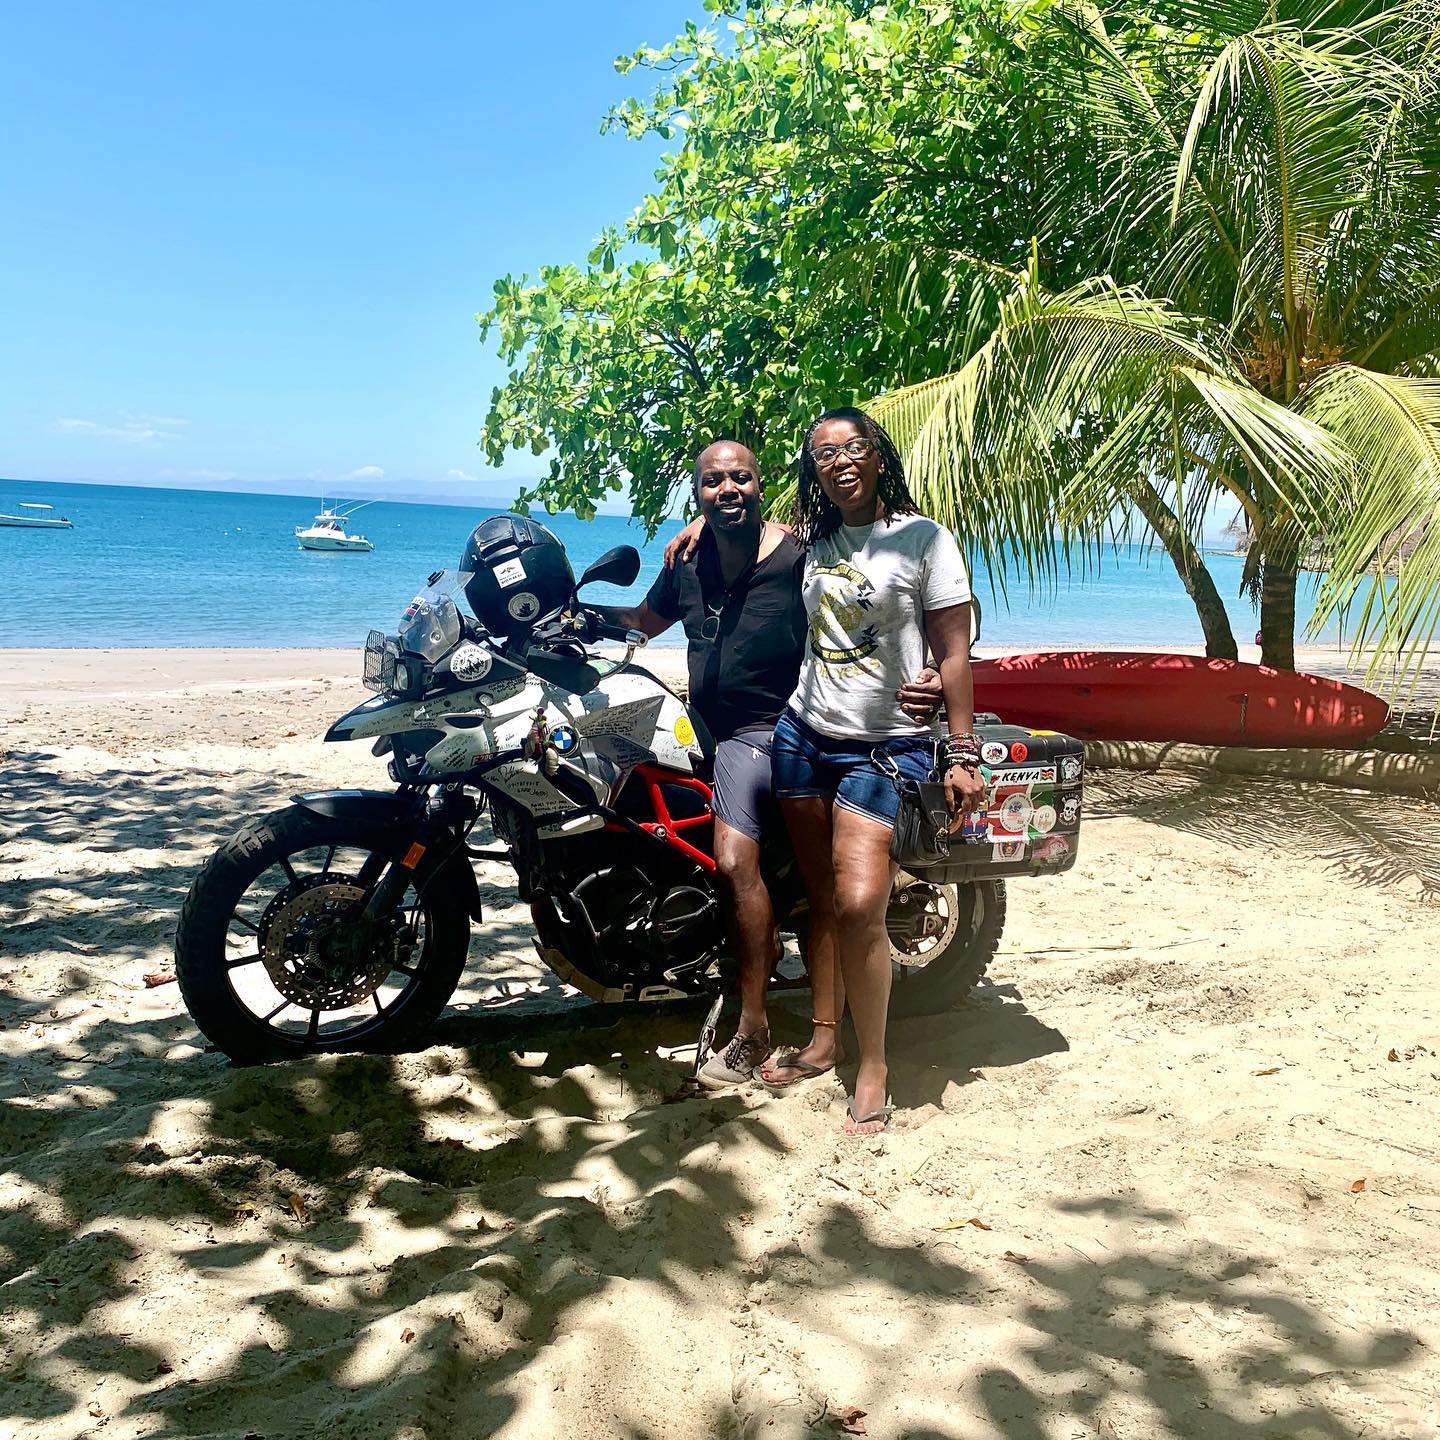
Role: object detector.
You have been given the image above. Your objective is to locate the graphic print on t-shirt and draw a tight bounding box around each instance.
[807,559,880,667]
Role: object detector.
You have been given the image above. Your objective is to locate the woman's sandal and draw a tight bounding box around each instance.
[844,1096,893,1136]
[758,1018,841,1089]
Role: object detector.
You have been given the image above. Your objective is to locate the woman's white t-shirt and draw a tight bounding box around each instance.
[788,512,972,741]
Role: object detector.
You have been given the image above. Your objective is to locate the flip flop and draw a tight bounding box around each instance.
[844,1096,893,1135]
[758,1049,837,1089]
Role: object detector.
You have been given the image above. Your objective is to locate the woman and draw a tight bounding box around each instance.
[761,406,985,1134]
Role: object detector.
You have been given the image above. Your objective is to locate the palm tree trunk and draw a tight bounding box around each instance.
[1133,483,1238,660]
[1259,562,1298,670]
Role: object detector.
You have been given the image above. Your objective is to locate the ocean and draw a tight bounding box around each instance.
[0,479,1340,650]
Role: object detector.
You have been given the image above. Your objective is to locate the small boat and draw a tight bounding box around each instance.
[295,501,373,553]
[971,650,1389,747]
[1,502,74,529]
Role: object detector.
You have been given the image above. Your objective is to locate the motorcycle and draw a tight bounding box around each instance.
[174,542,1007,1065]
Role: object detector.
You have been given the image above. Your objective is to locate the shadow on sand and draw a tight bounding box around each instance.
[1,749,1425,1437]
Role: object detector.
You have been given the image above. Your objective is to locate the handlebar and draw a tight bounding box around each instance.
[527,610,647,652]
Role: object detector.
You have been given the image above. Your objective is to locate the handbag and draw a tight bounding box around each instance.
[873,745,956,869]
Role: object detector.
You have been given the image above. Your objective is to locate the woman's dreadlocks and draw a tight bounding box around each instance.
[792,406,918,547]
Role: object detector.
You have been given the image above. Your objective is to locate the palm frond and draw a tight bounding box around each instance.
[1302,364,1440,677]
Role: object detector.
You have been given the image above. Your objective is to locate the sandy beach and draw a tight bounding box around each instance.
[3,648,1439,1439]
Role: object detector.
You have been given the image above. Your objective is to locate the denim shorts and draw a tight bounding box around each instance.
[772,709,936,827]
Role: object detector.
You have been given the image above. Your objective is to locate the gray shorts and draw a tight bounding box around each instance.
[712,727,777,845]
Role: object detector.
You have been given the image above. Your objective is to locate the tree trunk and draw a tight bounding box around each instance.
[1259,562,1298,670]
[1133,483,1239,661]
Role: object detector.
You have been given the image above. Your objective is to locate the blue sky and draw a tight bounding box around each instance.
[0,3,700,510]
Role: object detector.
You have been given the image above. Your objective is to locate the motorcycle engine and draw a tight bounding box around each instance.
[544,864,722,990]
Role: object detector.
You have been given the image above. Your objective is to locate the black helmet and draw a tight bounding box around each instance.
[460,515,574,638]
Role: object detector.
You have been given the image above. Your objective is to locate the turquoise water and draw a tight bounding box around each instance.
[0,479,1334,649]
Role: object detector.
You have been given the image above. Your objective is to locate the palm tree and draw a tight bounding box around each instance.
[862,0,1440,675]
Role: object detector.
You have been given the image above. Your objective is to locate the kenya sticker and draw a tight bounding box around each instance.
[980,740,1008,765]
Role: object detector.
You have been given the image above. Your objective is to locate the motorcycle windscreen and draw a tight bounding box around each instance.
[396,571,472,662]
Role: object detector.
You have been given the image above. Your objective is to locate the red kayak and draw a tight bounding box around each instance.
[971,651,1389,747]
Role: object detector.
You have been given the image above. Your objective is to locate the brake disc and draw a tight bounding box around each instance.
[886,881,961,968]
[258,873,409,1008]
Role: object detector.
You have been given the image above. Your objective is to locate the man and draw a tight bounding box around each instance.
[596,440,938,1086]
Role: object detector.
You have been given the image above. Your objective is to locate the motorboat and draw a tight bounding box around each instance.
[0,502,73,529]
[295,502,374,552]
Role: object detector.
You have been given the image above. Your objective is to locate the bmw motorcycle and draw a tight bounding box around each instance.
[174,529,1005,1066]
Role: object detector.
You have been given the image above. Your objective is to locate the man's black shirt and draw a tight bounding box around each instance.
[645,528,806,741]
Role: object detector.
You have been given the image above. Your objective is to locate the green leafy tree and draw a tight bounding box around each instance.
[864,0,1440,672]
[480,0,1440,675]
[479,0,1039,524]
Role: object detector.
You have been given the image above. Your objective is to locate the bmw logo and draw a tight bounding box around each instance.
[549,723,578,755]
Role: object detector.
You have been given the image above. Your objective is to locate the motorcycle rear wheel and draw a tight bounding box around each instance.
[886,877,1006,1017]
[175,806,471,1063]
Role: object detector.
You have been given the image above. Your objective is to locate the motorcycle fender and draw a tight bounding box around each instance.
[292,788,427,824]
[290,790,484,922]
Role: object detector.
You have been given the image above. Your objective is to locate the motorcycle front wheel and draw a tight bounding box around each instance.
[175,805,471,1064]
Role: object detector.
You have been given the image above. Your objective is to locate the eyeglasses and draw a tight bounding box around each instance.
[810,437,875,467]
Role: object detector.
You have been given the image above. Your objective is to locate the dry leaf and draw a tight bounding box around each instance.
[1387,1048,1400,1062]
[142,971,177,988]
[287,1192,309,1222]
[87,1402,103,1417]
[1002,1250,1029,1264]
[234,1201,258,1219]
[1252,1066,1281,1076]
[1350,1178,1366,1193]
[833,1405,867,1435]
[400,1327,416,1344]
[934,1216,991,1232]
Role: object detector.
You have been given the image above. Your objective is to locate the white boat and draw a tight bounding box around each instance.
[1,502,73,529]
[295,501,373,552]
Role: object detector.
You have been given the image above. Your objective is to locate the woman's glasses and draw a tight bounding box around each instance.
[810,437,876,468]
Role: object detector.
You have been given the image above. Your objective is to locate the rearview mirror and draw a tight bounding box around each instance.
[576,545,641,591]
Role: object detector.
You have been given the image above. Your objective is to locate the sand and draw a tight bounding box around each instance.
[2,649,1439,1439]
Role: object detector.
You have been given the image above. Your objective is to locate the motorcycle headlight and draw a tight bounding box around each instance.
[362,630,401,693]
[362,631,426,698]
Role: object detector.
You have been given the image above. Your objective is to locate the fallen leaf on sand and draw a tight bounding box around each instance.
[935,1217,992,1232]
[234,1202,258,1220]
[142,971,177,988]
[1388,1048,1400,1061]
[1252,1066,1281,1076]
[1351,1178,1367,1193]
[401,1327,416,1344]
[833,1405,867,1434]
[286,1192,309,1222]
[88,1402,103,1417]
[1002,1250,1029,1264]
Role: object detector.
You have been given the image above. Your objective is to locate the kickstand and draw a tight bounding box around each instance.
[692,993,725,1081]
